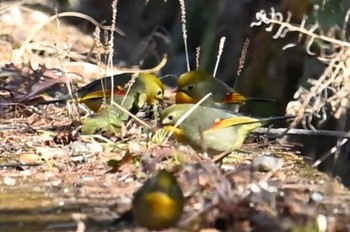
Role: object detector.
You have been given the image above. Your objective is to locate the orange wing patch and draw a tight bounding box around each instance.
[209,117,260,130]
[113,85,127,95]
[223,92,247,104]
[80,87,127,101]
[80,90,112,100]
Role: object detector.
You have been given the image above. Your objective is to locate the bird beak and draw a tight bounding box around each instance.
[162,125,186,142]
[175,91,197,104]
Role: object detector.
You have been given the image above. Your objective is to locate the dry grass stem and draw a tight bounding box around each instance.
[213,37,226,78]
[108,0,119,106]
[195,46,201,70]
[252,8,350,129]
[251,9,350,48]
[15,11,124,60]
[179,0,190,71]
[236,38,250,78]
[111,101,151,129]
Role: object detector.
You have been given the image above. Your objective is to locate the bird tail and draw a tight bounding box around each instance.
[36,95,72,105]
[248,115,295,127]
[210,115,295,130]
[258,115,295,123]
[246,97,276,103]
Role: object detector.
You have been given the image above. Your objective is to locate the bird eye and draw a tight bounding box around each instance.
[157,90,163,96]
[167,115,174,121]
[186,85,194,91]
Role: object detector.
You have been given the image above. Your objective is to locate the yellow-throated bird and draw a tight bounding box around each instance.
[131,169,185,230]
[40,73,164,112]
[175,70,272,111]
[161,104,291,153]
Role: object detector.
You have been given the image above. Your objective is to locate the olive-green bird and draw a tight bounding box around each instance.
[40,73,164,113]
[161,104,291,153]
[175,70,272,111]
[132,169,185,230]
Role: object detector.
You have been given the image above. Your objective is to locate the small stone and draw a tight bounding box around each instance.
[252,156,284,172]
[69,141,103,156]
[199,229,221,232]
[272,170,286,181]
[4,176,16,186]
[19,153,40,164]
[128,141,143,155]
[36,147,65,159]
[310,191,324,202]
[20,170,32,176]
[316,214,327,232]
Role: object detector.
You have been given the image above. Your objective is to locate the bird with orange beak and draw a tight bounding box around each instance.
[40,73,165,113]
[175,70,271,112]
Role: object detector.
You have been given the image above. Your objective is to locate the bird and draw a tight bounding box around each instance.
[39,73,164,113]
[175,70,272,111]
[161,104,291,153]
[131,169,185,230]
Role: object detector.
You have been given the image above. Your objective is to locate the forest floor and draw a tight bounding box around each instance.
[0,2,350,232]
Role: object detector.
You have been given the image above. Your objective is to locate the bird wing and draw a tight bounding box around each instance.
[208,117,261,131]
[222,92,248,104]
[80,86,127,101]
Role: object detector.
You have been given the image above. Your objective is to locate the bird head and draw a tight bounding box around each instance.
[160,104,193,141]
[140,73,165,104]
[176,70,212,103]
[161,104,193,126]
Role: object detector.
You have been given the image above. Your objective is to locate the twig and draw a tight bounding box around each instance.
[0,163,42,168]
[212,151,231,163]
[312,138,348,167]
[253,127,350,139]
[15,11,124,60]
[115,54,168,74]
[111,102,151,129]
[250,9,350,48]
